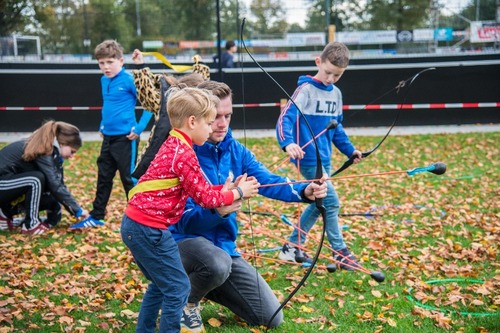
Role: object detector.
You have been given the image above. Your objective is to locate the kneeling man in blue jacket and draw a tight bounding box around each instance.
[169,81,327,332]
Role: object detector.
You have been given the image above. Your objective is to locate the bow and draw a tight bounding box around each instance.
[330,67,436,177]
[240,18,327,330]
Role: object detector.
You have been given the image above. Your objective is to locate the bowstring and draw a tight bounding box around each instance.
[238,19,264,326]
[239,18,327,331]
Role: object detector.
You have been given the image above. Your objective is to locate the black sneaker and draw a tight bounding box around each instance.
[180,302,205,333]
[278,243,313,264]
[333,247,361,271]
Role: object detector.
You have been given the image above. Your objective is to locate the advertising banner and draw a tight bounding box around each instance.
[336,30,397,45]
[470,21,500,43]
[434,28,453,41]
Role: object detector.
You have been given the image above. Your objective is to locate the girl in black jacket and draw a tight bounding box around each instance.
[0,121,89,234]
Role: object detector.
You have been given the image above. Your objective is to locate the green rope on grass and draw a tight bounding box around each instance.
[406,278,500,317]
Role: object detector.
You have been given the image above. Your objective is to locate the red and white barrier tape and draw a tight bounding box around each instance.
[342,102,500,110]
[1,102,499,111]
[0,106,102,111]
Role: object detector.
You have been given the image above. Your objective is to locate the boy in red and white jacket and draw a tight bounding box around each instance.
[121,87,260,333]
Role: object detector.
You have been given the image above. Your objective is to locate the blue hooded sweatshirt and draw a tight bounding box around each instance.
[170,130,313,257]
[276,75,355,167]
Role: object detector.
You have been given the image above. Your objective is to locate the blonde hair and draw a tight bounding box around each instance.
[94,40,123,60]
[23,121,82,161]
[320,42,350,68]
[167,88,219,129]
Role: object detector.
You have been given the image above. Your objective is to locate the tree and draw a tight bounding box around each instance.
[219,0,245,41]
[364,0,429,30]
[439,0,497,33]
[86,0,133,52]
[29,0,85,54]
[460,0,497,21]
[304,0,371,32]
[175,0,216,40]
[0,0,33,36]
[121,0,163,39]
[249,0,288,37]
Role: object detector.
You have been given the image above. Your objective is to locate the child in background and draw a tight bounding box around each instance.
[0,121,89,234]
[275,42,363,270]
[71,40,152,229]
[121,87,260,333]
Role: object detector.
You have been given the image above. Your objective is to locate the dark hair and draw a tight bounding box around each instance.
[94,40,123,60]
[320,42,350,68]
[23,121,82,161]
[225,40,236,50]
[197,81,232,100]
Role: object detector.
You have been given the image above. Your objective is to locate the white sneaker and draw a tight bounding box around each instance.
[278,243,313,264]
[180,303,205,333]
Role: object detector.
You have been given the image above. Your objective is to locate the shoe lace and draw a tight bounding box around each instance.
[185,306,201,325]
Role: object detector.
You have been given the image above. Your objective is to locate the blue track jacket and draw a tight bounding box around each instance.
[170,130,312,257]
[99,67,152,136]
[276,75,355,166]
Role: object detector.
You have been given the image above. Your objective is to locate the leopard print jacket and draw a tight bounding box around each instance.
[133,55,210,115]
[132,56,210,175]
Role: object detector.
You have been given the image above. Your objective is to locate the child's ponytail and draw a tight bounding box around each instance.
[23,121,81,161]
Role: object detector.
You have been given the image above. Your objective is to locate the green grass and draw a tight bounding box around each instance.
[1,132,499,332]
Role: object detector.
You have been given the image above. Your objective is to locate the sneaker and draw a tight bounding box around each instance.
[21,221,50,235]
[278,243,313,264]
[180,303,205,333]
[69,216,105,229]
[0,209,14,231]
[333,247,361,271]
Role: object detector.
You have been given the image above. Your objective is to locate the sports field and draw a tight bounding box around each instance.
[0,131,498,332]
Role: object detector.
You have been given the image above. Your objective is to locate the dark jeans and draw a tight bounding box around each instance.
[178,237,283,328]
[121,215,190,333]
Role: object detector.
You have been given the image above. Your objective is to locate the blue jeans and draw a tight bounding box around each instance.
[178,237,283,328]
[121,215,190,333]
[289,164,346,250]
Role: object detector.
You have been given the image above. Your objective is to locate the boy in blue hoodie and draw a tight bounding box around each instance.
[71,40,152,229]
[275,42,363,270]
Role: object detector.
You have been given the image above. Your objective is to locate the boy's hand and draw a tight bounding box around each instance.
[132,49,144,65]
[304,174,328,201]
[127,130,139,140]
[223,175,235,191]
[236,173,260,200]
[351,150,363,164]
[285,143,305,160]
[79,209,89,219]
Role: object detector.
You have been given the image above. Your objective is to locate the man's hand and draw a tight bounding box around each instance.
[285,143,305,160]
[304,174,328,201]
[215,200,242,217]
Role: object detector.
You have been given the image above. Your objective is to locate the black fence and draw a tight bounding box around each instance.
[1,53,499,132]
